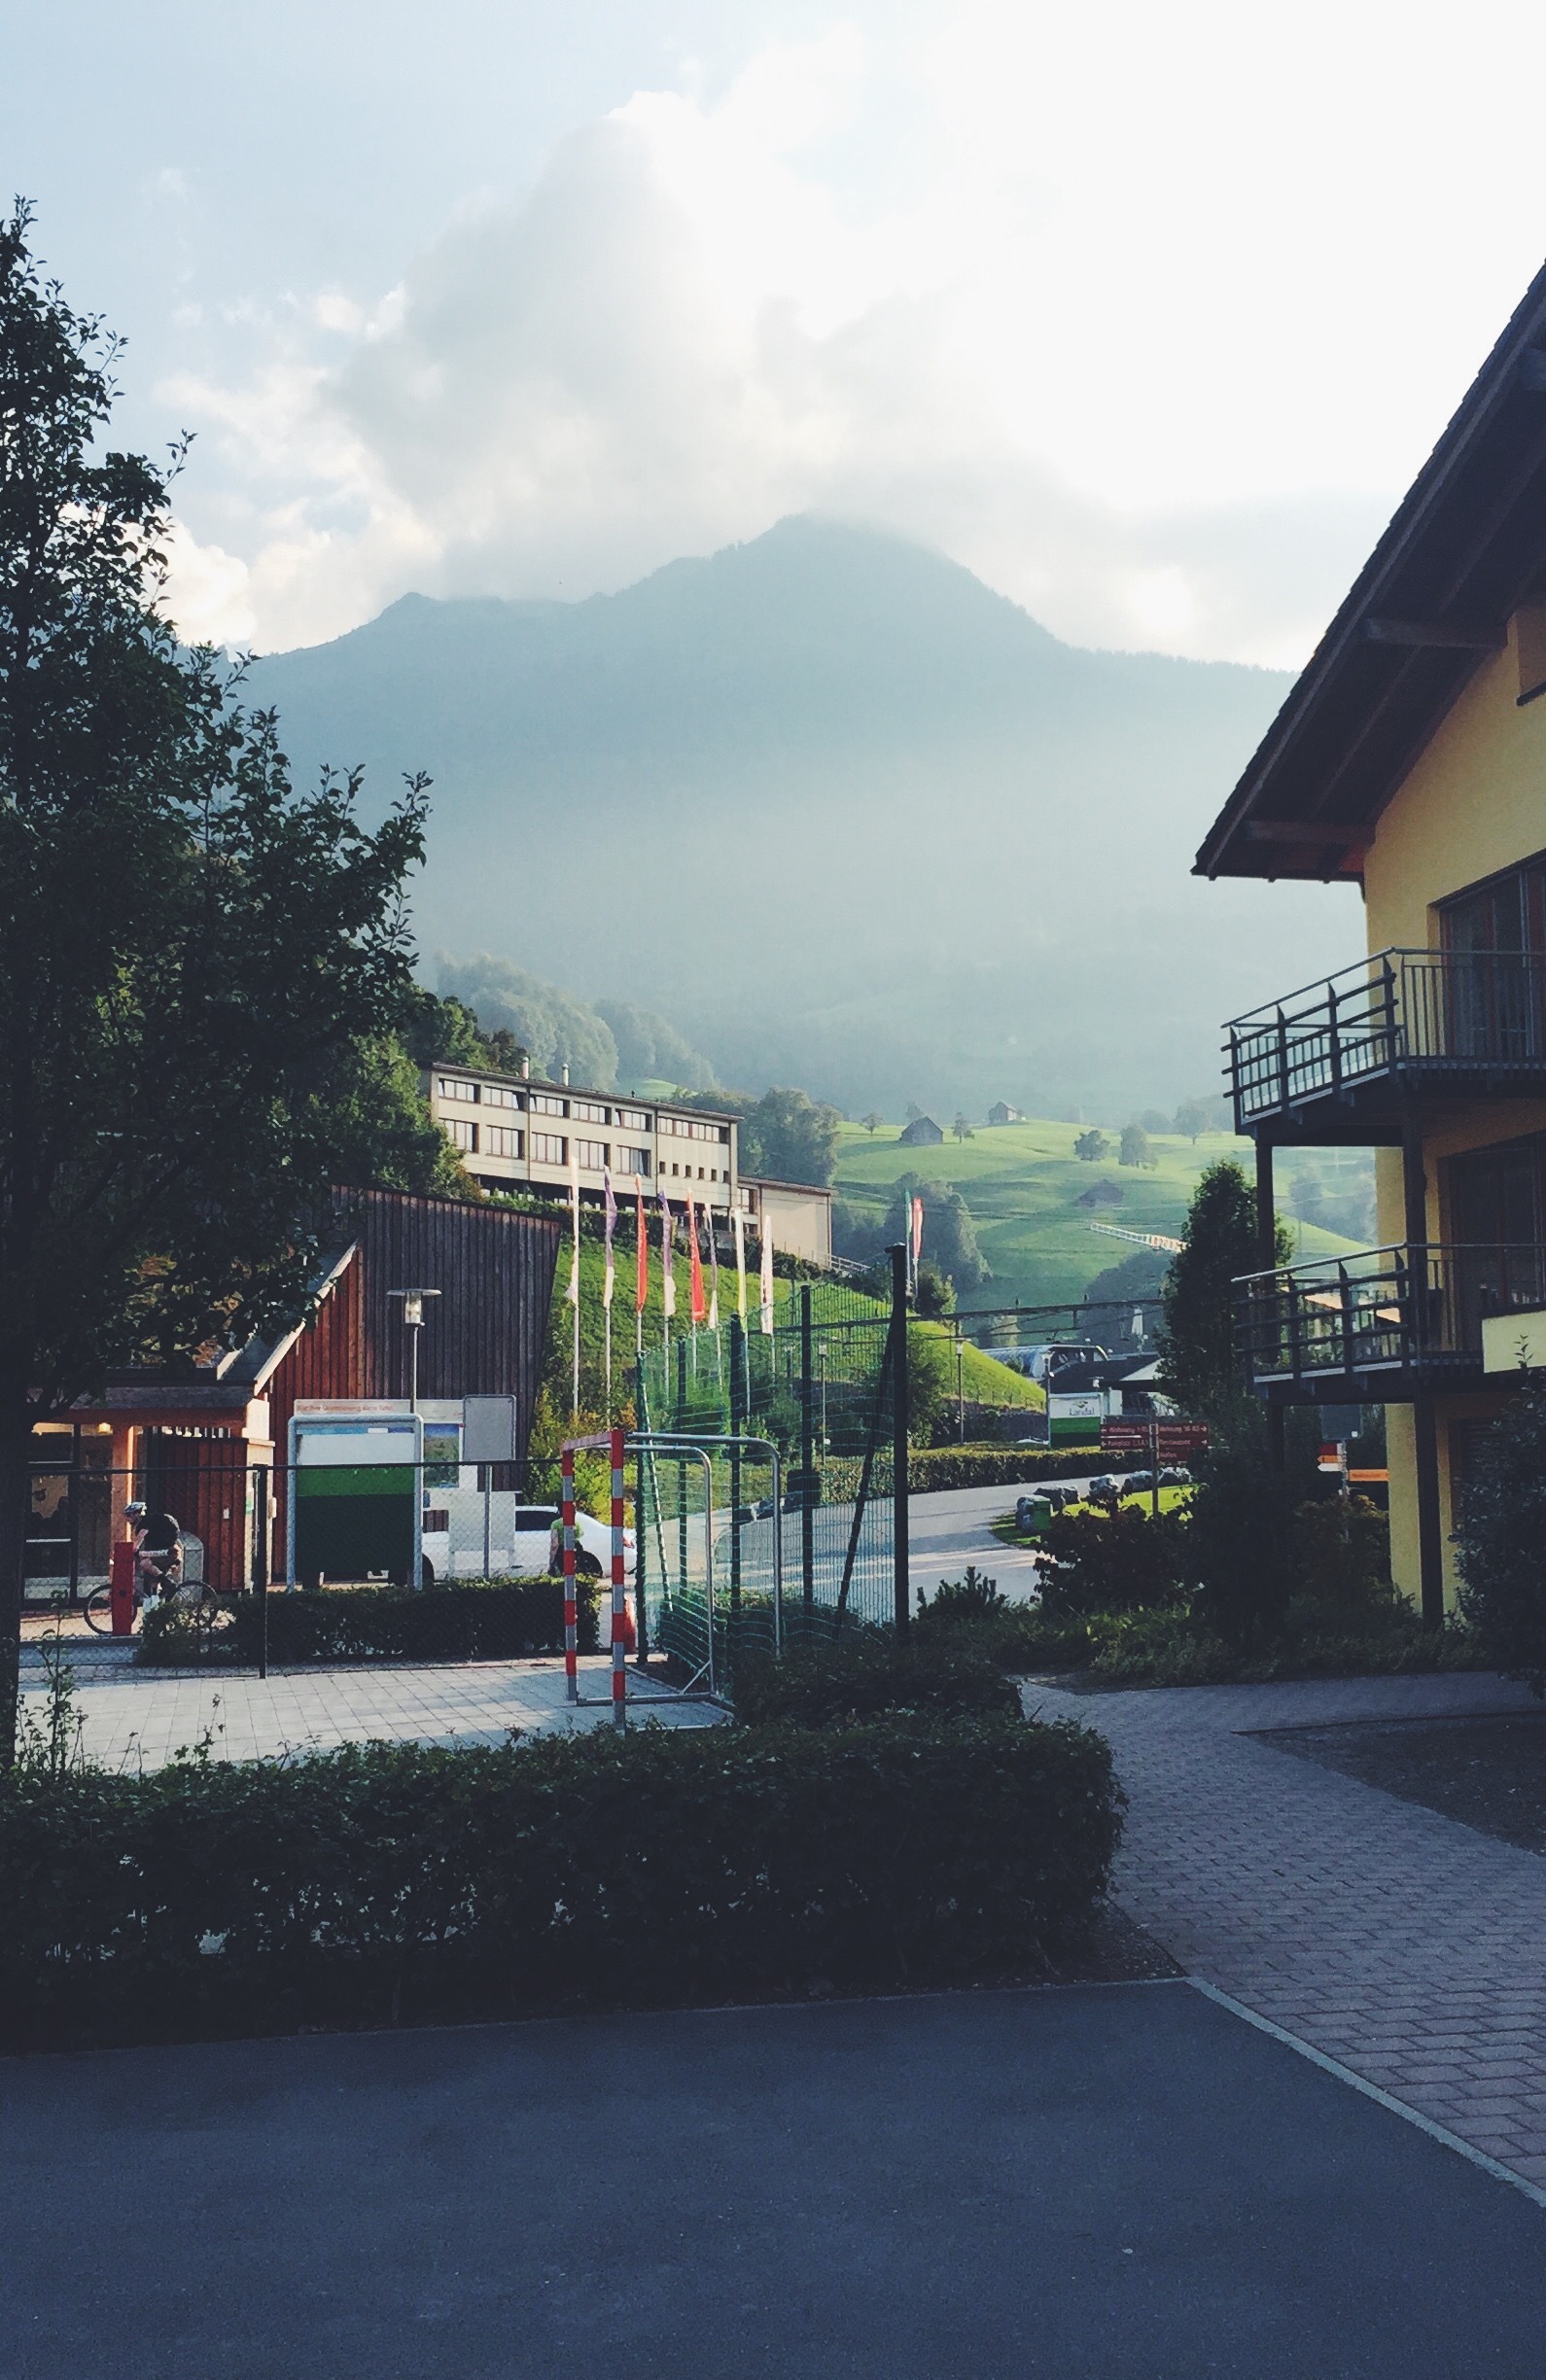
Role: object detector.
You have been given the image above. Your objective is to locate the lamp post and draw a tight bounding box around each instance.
[387,1288,440,1412]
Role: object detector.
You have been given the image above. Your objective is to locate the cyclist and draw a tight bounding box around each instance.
[124,1500,185,1608]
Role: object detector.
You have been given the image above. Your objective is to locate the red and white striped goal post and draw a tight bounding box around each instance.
[561,1428,629,1727]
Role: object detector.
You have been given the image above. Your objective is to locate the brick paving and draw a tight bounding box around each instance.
[18,1644,719,1771]
[1025,1668,1546,2189]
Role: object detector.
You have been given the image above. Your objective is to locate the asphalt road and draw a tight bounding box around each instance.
[5,1982,1542,2377]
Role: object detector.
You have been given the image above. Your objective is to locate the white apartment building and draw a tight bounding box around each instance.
[424,1063,740,1211]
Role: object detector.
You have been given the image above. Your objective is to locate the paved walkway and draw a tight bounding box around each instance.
[17,1647,717,1770]
[1026,1668,1546,2192]
[908,1474,1107,1603]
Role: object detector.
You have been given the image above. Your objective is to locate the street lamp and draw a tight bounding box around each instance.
[387,1288,440,1411]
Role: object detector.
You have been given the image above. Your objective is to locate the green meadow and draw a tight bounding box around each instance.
[833,1118,1366,1312]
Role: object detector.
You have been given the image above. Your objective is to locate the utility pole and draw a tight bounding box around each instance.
[387,1288,440,1412]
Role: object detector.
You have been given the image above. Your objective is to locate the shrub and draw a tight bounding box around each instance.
[0,1717,1123,2048]
[730,1631,1021,1727]
[1186,1429,1302,1648]
[1458,1380,1546,1694]
[915,1582,1095,1674]
[1037,1506,1188,1621]
[907,1446,1143,1494]
[151,1577,603,1668]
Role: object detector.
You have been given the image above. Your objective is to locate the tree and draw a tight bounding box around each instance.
[1139,1108,1171,1136]
[1074,1129,1109,1163]
[1118,1123,1153,1169]
[882,1175,988,1290]
[952,1112,974,1142]
[0,209,432,1759]
[1173,1097,1211,1142]
[904,1102,924,1125]
[862,1111,883,1136]
[1155,1159,1290,1419]
[1458,1379,1546,1685]
[738,1086,842,1186]
[914,1262,956,1318]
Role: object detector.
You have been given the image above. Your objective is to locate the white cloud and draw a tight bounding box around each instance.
[158,5,1546,663]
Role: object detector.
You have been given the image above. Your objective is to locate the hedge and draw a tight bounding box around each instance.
[157,1576,600,1667]
[908,1446,1142,1494]
[732,1634,1022,1726]
[0,1717,1122,2048]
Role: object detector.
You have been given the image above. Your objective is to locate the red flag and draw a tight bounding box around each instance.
[687,1193,708,1326]
[911,1195,925,1264]
[635,1175,648,1313]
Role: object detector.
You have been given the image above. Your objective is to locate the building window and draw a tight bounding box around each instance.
[532,1132,567,1165]
[615,1107,649,1133]
[576,1138,608,1171]
[530,1093,567,1116]
[672,1162,680,1175]
[617,1145,650,1176]
[482,1082,522,1110]
[446,1117,478,1153]
[572,1100,608,1124]
[482,1125,523,1160]
[438,1076,477,1103]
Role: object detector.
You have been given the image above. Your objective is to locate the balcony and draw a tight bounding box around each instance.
[1225,949,1546,1134]
[1235,1242,1546,1401]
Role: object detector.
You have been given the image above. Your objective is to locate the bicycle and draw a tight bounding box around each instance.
[82,1556,238,1641]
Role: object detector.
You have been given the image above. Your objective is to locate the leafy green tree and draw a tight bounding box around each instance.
[1458,1379,1546,1686]
[1173,1097,1211,1142]
[0,208,432,1759]
[862,1111,883,1135]
[739,1086,842,1186]
[439,951,619,1088]
[952,1112,973,1142]
[1118,1123,1153,1169]
[1073,1129,1108,1162]
[401,987,503,1072]
[1187,1422,1303,1648]
[1155,1159,1290,1418]
[883,1175,988,1290]
[914,1262,956,1317]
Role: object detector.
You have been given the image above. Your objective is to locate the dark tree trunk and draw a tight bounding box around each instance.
[0,1418,31,1769]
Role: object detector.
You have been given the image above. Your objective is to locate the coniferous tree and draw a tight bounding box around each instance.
[1155,1159,1289,1418]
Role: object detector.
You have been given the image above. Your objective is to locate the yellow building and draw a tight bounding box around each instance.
[1197,262,1546,1622]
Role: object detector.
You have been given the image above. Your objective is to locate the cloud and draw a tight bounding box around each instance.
[158,8,1546,664]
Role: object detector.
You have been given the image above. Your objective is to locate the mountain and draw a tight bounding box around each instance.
[250,516,1359,1118]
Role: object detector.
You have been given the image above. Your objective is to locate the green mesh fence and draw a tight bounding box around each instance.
[633,1273,901,1690]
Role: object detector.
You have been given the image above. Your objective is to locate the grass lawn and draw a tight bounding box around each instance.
[834,1118,1365,1311]
[990,1485,1193,1546]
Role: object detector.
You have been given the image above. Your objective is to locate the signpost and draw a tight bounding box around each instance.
[1099,1417,1210,1517]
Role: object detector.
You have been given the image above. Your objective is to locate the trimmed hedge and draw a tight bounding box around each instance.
[908,1446,1142,1494]
[0,1717,1122,2048]
[731,1634,1022,1727]
[221,1577,598,1666]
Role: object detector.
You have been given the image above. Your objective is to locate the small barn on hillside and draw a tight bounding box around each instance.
[988,1102,1022,1126]
[28,1187,560,1601]
[899,1115,944,1147]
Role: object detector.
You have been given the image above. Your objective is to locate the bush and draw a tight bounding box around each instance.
[0,1717,1123,2048]
[907,1446,1143,1494]
[147,1577,602,1668]
[1037,1506,1188,1621]
[915,1575,1095,1674]
[731,1631,1022,1727]
[1458,1380,1546,1694]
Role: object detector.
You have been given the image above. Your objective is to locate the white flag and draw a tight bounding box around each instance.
[602,1169,616,1310]
[732,1208,748,1322]
[566,1139,580,1306]
[758,1217,775,1337]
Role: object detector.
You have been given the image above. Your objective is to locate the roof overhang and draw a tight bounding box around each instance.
[1196,263,1546,882]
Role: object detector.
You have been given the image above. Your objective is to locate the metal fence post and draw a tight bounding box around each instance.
[728,1315,745,1616]
[633,1363,650,1667]
[252,1464,269,1682]
[799,1283,815,1615]
[890,1244,910,1635]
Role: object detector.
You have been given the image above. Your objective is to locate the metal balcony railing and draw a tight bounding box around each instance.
[1234,1242,1546,1385]
[1225,949,1546,1127]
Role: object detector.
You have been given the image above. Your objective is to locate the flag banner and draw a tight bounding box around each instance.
[602,1169,616,1310]
[688,1193,707,1325]
[660,1190,676,1320]
[732,1208,748,1321]
[566,1142,581,1305]
[707,1207,720,1331]
[758,1218,775,1337]
[911,1195,925,1265]
[635,1175,649,1313]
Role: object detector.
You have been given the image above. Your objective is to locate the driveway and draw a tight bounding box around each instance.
[1028,1668,1546,2194]
[908,1473,1104,1603]
[4,1982,1544,2378]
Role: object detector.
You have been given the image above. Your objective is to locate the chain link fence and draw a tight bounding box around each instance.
[633,1265,907,1692]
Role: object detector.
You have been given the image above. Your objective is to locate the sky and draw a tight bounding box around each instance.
[7,0,1546,666]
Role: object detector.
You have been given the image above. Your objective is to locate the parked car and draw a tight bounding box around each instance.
[420,1497,632,1584]
[1085,1474,1117,1499]
[1120,1470,1156,1497]
[1157,1465,1192,1488]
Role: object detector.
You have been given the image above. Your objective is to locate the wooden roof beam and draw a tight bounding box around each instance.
[1246,820,1361,846]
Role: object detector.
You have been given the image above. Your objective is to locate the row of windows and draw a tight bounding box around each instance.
[448,1116,732,1188]
[446,1121,526,1159]
[436,1076,520,1109]
[659,1115,729,1143]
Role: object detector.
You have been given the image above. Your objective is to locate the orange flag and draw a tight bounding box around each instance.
[687,1193,708,1326]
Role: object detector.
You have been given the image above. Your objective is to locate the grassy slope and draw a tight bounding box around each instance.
[546,1233,1042,1416]
[834,1119,1364,1311]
